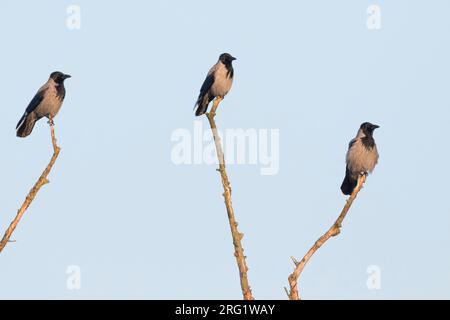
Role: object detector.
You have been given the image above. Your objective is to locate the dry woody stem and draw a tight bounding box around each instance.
[206,97,254,300]
[287,174,367,300]
[0,119,60,253]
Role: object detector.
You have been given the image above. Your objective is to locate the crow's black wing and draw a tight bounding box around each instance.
[199,73,214,97]
[16,87,47,129]
[348,138,356,150]
[25,87,47,113]
[194,73,215,116]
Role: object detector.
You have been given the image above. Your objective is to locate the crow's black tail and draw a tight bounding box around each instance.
[340,168,357,196]
[195,93,213,116]
[195,103,208,116]
[16,113,37,138]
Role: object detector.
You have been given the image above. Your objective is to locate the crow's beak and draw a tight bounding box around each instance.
[372,124,380,129]
[231,56,237,61]
[63,74,72,79]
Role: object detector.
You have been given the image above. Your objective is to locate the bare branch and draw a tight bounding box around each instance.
[0,118,61,253]
[206,97,254,300]
[287,174,367,300]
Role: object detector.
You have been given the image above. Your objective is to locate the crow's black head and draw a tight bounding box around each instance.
[360,122,380,136]
[219,53,236,65]
[50,71,71,83]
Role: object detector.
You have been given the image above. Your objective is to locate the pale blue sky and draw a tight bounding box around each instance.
[0,0,449,299]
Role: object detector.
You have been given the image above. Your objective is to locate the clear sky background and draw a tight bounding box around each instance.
[0,0,449,299]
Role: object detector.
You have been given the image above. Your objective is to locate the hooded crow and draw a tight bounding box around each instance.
[195,53,236,116]
[16,71,71,138]
[340,122,379,195]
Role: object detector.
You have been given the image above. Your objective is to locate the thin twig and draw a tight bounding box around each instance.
[0,118,61,253]
[206,97,254,300]
[287,174,367,300]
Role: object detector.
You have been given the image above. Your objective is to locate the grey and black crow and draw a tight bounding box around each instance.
[340,122,379,195]
[16,71,71,138]
[195,53,236,116]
